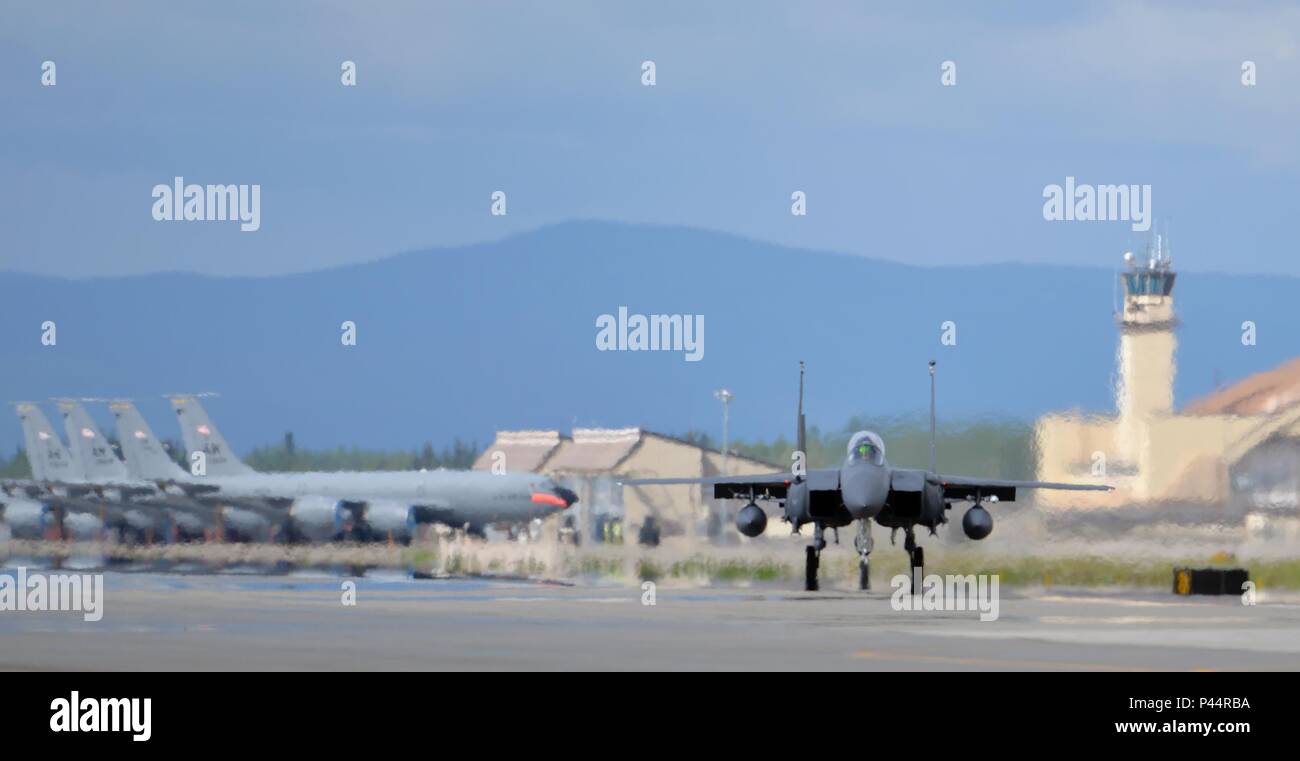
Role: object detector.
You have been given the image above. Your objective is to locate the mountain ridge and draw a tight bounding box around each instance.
[1,220,1294,456]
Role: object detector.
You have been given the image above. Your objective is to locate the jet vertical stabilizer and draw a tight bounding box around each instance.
[166,394,256,476]
[56,399,130,482]
[111,400,187,481]
[13,402,76,482]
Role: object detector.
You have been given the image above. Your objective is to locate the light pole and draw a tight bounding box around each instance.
[928,360,937,473]
[713,388,733,475]
[713,388,734,543]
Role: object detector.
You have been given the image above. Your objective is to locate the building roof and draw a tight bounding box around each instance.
[475,427,781,474]
[644,431,780,470]
[543,428,644,472]
[1186,357,1300,416]
[471,429,565,472]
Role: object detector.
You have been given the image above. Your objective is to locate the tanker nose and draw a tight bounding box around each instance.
[530,485,579,509]
[553,486,579,507]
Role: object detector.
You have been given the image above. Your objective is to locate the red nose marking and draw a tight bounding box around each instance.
[531,492,567,507]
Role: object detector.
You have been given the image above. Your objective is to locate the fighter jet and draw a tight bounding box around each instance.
[622,362,1111,591]
[125,395,578,541]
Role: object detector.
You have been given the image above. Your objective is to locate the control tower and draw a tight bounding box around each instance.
[1115,234,1177,467]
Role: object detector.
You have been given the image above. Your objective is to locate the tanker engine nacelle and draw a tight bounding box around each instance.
[0,498,54,539]
[288,494,347,542]
[362,500,417,541]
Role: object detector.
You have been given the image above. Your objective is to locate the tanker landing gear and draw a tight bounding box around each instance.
[904,526,924,594]
[854,520,874,591]
[805,522,827,591]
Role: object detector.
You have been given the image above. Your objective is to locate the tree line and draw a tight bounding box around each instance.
[0,432,481,478]
[1,418,1033,479]
[244,432,481,472]
[679,414,1036,479]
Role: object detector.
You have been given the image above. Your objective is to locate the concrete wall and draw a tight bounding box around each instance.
[1034,413,1124,508]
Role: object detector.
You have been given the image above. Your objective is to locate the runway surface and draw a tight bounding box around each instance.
[2,570,1299,671]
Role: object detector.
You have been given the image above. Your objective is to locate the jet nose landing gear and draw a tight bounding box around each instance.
[854,520,874,591]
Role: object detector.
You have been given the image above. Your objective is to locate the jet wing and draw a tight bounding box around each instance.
[621,469,838,500]
[926,472,1111,502]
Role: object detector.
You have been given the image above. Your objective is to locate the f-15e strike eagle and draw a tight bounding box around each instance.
[623,361,1111,591]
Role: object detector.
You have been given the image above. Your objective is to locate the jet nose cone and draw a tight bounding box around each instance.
[841,464,886,518]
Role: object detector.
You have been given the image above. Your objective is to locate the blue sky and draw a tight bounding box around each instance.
[3,1,1299,277]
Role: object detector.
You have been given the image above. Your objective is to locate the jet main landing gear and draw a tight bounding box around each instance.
[805,523,827,591]
[904,526,924,594]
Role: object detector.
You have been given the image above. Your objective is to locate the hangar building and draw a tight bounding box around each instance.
[474,428,778,543]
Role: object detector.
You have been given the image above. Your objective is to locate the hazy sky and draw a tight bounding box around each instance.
[3,1,1299,277]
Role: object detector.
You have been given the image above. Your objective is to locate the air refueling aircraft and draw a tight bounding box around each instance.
[140,395,578,540]
[4,401,169,541]
[623,361,1111,591]
[106,399,290,541]
[7,396,579,544]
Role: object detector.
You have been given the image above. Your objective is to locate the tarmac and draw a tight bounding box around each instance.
[2,568,1299,671]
